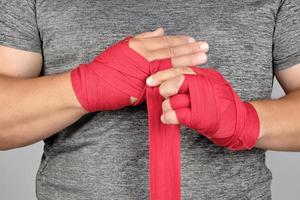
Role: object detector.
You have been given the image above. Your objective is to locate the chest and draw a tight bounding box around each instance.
[36,0,279,99]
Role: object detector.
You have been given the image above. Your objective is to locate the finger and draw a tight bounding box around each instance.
[178,74,209,94]
[162,94,191,113]
[172,51,207,68]
[139,35,196,51]
[174,108,192,126]
[148,41,209,61]
[162,94,190,113]
[135,27,165,39]
[169,94,191,110]
[146,66,195,87]
[146,51,207,87]
[159,75,185,98]
[162,98,172,113]
[161,110,179,125]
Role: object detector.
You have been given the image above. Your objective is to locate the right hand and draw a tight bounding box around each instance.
[71,28,209,112]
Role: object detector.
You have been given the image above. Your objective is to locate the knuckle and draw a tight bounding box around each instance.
[128,38,136,48]
[164,112,174,123]
[188,43,196,54]
[173,66,192,76]
[177,74,185,80]
[175,74,185,88]
[130,37,139,45]
[182,67,193,74]
[173,67,184,75]
[144,50,154,61]
[159,84,166,97]
[168,47,176,57]
[162,99,170,111]
[180,67,189,74]
[183,36,192,44]
[130,38,142,50]
[163,36,172,46]
[159,83,170,98]
[187,54,194,66]
[131,39,153,60]
[158,84,165,96]
[134,33,145,39]
[151,72,160,82]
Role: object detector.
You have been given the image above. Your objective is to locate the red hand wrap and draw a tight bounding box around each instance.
[71,37,181,200]
[170,67,260,150]
[71,36,149,112]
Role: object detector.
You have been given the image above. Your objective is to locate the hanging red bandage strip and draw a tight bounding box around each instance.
[114,37,182,200]
[130,50,182,200]
[147,87,181,200]
[146,61,181,200]
[71,36,182,200]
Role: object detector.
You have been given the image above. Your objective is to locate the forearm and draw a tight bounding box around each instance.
[251,89,300,151]
[0,72,86,150]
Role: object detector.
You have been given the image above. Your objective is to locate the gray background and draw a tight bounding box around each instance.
[0,78,299,200]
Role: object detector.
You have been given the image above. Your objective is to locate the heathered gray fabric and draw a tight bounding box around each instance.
[1,0,300,199]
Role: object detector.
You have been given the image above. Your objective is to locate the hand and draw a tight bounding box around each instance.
[154,67,260,150]
[129,28,208,103]
[130,28,208,66]
[71,28,209,112]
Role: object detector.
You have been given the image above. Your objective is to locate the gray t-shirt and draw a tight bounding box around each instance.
[1,0,300,199]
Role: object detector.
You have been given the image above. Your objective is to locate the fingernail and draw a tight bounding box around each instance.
[146,76,156,86]
[188,37,196,43]
[200,42,209,52]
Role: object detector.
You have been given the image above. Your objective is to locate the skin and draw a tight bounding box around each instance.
[0,28,209,150]
[146,60,300,151]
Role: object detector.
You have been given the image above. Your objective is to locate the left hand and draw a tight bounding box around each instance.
[147,67,260,150]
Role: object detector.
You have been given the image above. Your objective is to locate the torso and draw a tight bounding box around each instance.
[36,1,278,199]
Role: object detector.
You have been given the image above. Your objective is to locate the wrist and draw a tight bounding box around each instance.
[64,70,88,114]
[248,101,265,140]
[240,101,261,149]
[215,101,261,151]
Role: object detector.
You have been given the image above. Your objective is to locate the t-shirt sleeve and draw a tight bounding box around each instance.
[273,0,300,71]
[0,0,42,53]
